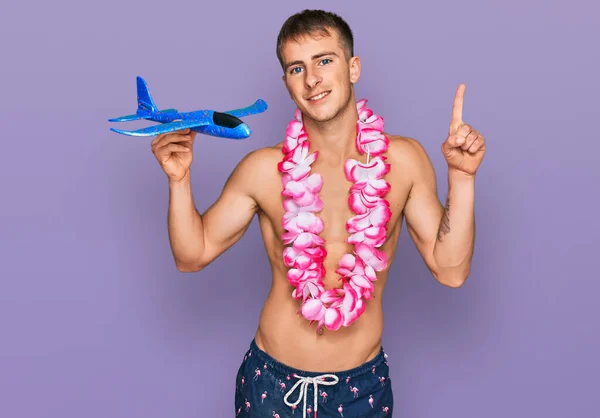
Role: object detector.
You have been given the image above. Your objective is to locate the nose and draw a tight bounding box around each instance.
[239,124,251,138]
[304,68,322,89]
[226,123,251,139]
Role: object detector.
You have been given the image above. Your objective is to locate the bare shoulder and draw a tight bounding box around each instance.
[230,144,282,177]
[238,144,283,171]
[384,133,435,185]
[227,143,283,200]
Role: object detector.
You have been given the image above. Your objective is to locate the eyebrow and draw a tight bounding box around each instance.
[284,51,339,70]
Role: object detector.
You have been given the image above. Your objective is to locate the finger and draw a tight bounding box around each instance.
[461,130,479,151]
[450,83,466,132]
[151,134,164,148]
[152,131,194,151]
[151,128,189,145]
[443,134,466,150]
[457,123,472,138]
[467,134,485,154]
[156,143,191,159]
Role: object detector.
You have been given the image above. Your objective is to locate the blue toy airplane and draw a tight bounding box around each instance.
[108,76,267,139]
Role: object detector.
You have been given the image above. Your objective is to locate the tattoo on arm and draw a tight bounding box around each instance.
[437,196,450,241]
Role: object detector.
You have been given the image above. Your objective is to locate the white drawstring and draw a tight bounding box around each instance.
[283,373,339,418]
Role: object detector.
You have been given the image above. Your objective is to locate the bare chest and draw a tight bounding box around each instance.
[257,159,409,244]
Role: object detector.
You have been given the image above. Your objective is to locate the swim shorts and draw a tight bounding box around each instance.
[234,339,393,417]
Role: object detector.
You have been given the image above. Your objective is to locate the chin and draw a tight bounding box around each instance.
[302,93,349,123]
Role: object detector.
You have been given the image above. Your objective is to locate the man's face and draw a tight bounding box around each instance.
[280,29,360,124]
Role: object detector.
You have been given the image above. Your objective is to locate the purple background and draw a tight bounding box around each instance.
[1,0,598,417]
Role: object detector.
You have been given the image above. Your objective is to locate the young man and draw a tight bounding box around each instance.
[151,9,485,418]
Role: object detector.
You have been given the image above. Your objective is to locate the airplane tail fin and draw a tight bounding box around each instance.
[109,77,176,122]
[136,76,159,115]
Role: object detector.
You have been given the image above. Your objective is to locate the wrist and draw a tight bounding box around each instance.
[448,168,476,184]
[169,172,192,189]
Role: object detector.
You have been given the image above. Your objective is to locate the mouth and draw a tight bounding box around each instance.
[307,91,331,102]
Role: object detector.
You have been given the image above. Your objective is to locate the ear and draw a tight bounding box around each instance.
[349,56,361,84]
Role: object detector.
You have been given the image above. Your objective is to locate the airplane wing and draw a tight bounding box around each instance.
[110,118,211,137]
[224,99,268,119]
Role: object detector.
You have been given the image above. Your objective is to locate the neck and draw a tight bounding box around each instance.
[302,96,359,164]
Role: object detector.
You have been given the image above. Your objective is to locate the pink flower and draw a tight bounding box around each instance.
[278,142,317,180]
[347,205,392,233]
[347,226,387,247]
[324,307,344,330]
[348,191,390,214]
[359,114,384,132]
[283,195,324,215]
[293,275,325,300]
[284,246,327,268]
[343,298,366,327]
[283,211,324,234]
[283,131,308,154]
[335,254,356,277]
[345,156,390,181]
[357,99,373,120]
[356,128,388,156]
[282,231,325,249]
[301,298,325,321]
[355,243,387,272]
[282,173,323,206]
[345,157,391,197]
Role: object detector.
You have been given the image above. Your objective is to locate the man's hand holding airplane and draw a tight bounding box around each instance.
[151,129,197,184]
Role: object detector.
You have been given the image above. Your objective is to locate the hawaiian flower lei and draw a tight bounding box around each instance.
[277,99,392,331]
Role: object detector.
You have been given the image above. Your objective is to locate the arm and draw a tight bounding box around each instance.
[168,150,262,272]
[402,138,475,287]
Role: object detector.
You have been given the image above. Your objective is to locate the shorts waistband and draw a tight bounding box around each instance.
[248,338,386,380]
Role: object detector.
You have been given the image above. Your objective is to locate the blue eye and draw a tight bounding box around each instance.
[290,67,302,74]
[320,58,332,65]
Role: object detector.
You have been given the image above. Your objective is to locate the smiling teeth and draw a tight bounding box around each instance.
[310,92,329,101]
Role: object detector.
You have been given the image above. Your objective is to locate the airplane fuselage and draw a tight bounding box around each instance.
[144,109,251,139]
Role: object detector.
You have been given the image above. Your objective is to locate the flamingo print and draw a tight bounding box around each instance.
[278,379,286,392]
[382,406,390,415]
[350,386,359,398]
[244,399,251,412]
[253,368,261,380]
[319,389,328,403]
[338,404,344,417]
[261,391,267,403]
[272,412,280,418]
[368,394,374,408]
[379,376,386,386]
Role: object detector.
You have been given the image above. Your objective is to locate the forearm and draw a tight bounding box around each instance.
[167,174,205,271]
[433,170,476,284]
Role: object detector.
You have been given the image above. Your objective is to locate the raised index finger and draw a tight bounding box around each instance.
[452,83,466,124]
